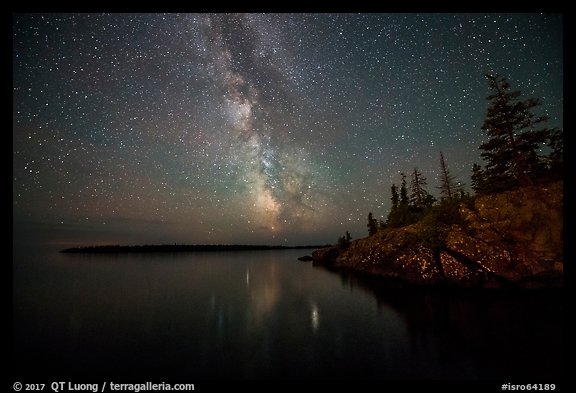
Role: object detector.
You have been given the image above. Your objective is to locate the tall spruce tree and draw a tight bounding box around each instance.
[479,74,554,191]
[471,163,487,195]
[390,184,399,211]
[399,173,408,206]
[409,167,431,209]
[438,151,462,199]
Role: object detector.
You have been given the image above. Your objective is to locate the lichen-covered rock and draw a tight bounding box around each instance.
[454,181,563,285]
[312,181,562,289]
[444,225,523,281]
[334,226,444,285]
[438,251,490,286]
[463,181,563,264]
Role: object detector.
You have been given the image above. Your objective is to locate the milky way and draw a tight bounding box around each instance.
[13,13,563,247]
[204,15,322,233]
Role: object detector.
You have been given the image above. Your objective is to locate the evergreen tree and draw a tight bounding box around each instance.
[379,219,386,229]
[367,212,378,236]
[387,173,420,228]
[479,74,555,191]
[438,151,462,199]
[399,172,408,206]
[409,167,432,209]
[337,231,352,249]
[471,163,487,195]
[545,128,563,180]
[390,184,399,211]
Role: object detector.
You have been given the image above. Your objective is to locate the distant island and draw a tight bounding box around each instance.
[60,244,330,254]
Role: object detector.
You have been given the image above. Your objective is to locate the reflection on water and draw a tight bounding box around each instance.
[310,302,320,332]
[246,261,280,328]
[13,249,562,380]
[329,270,563,380]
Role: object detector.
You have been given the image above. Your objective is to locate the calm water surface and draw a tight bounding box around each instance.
[13,247,562,379]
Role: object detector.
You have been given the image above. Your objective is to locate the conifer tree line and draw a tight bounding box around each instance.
[362,73,562,236]
[472,74,562,194]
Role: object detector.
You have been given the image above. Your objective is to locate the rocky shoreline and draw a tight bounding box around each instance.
[310,181,563,289]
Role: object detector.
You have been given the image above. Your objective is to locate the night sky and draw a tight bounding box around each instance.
[13,13,563,247]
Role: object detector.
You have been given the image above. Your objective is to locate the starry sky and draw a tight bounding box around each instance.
[13,13,563,248]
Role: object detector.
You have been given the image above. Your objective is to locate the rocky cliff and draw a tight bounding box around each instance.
[312,181,563,288]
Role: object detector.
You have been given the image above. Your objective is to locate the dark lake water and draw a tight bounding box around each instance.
[13,248,562,380]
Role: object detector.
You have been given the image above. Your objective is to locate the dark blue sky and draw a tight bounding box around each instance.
[13,13,563,247]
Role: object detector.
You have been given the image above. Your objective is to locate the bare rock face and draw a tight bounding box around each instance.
[334,225,443,284]
[456,181,562,287]
[312,182,563,288]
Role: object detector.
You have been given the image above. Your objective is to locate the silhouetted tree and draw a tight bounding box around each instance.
[545,128,563,180]
[387,173,420,228]
[438,151,462,199]
[336,231,352,249]
[479,74,557,191]
[410,167,433,209]
[471,163,488,195]
[379,219,386,229]
[367,212,378,236]
[390,184,399,211]
[399,172,408,206]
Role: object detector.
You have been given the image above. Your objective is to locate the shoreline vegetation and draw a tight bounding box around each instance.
[60,244,330,254]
